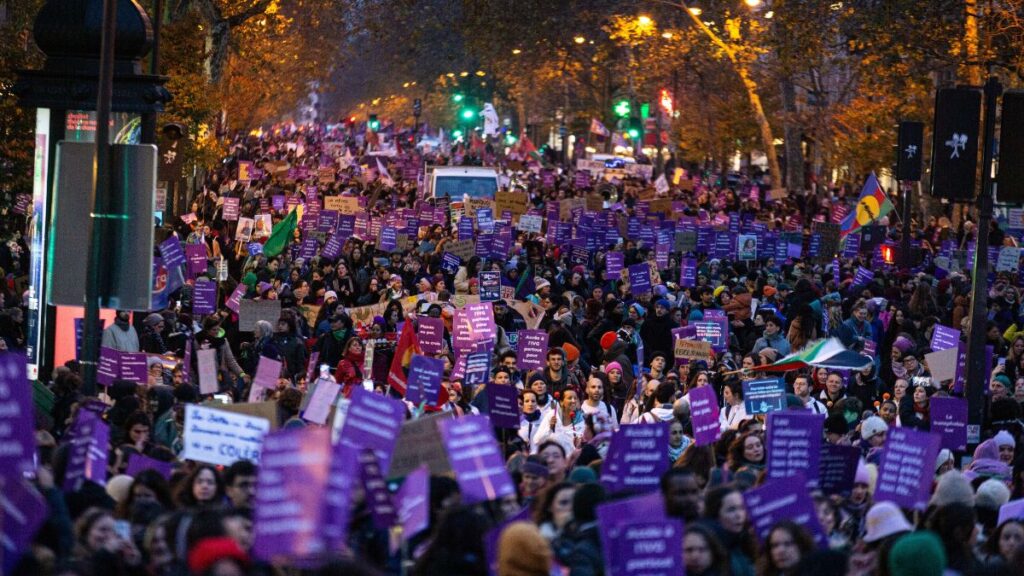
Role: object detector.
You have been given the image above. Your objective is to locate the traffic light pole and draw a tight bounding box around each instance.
[964,75,1002,442]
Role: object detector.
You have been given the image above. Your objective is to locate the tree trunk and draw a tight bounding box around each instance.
[780,77,804,193]
[735,63,783,189]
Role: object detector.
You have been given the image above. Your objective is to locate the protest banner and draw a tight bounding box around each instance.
[515,329,549,371]
[487,384,520,429]
[689,385,721,446]
[406,354,445,406]
[600,423,669,495]
[596,492,668,576]
[182,404,270,467]
[743,378,787,415]
[874,427,941,510]
[206,401,279,430]
[929,396,968,452]
[673,339,713,363]
[743,476,829,549]
[765,411,824,487]
[440,415,516,504]
[818,444,861,495]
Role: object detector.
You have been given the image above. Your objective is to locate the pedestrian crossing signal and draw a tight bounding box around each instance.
[880,245,895,265]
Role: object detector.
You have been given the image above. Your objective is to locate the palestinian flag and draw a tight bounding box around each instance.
[519,134,545,165]
[751,338,872,373]
[840,172,894,238]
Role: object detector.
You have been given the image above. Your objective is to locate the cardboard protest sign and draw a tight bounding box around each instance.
[302,378,341,425]
[182,404,270,466]
[929,396,968,452]
[818,444,861,495]
[515,329,549,371]
[446,239,476,261]
[324,195,359,215]
[0,352,37,482]
[610,519,685,576]
[416,317,445,354]
[925,347,959,386]
[596,492,669,576]
[252,427,331,562]
[766,411,824,487]
[440,416,516,504]
[158,236,186,270]
[358,449,397,529]
[396,465,430,543]
[487,384,521,429]
[517,214,543,233]
[185,244,207,277]
[239,299,282,332]
[689,385,721,446]
[1,478,49,574]
[193,279,217,315]
[336,387,406,474]
[874,427,941,510]
[62,409,110,490]
[743,378,787,415]
[601,423,669,495]
[930,324,961,351]
[743,476,829,549]
[452,302,496,350]
[196,348,219,395]
[674,339,713,364]
[628,263,652,294]
[389,411,453,479]
[479,271,501,302]
[693,321,725,351]
[406,355,445,406]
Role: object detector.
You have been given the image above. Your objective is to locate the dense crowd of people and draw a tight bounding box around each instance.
[2,120,1024,576]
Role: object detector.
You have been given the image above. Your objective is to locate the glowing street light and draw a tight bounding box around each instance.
[662,32,674,39]
[744,0,761,6]
[637,15,653,28]
[688,7,702,16]
[459,71,469,77]
[574,35,586,44]
[512,48,522,55]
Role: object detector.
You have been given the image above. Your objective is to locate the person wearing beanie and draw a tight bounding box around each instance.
[497,522,552,576]
[929,470,975,509]
[967,438,1013,482]
[824,413,849,444]
[140,312,168,354]
[975,478,1012,535]
[887,531,947,576]
[935,449,955,477]
[859,416,888,449]
[863,501,914,544]
[599,331,618,352]
[993,430,1016,464]
[187,536,249,575]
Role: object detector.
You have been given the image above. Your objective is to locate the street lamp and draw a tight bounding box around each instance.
[574,35,586,44]
[637,15,654,28]
[744,0,761,6]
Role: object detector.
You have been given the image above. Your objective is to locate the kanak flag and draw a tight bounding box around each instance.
[388,321,450,405]
[589,118,610,137]
[840,172,893,238]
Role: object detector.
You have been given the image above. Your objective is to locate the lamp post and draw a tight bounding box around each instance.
[14,0,170,391]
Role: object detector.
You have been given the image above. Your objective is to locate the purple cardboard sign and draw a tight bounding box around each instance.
[0,352,36,481]
[818,444,861,495]
[299,237,318,261]
[515,329,549,371]
[125,453,175,479]
[853,266,874,286]
[596,492,668,576]
[612,519,685,576]
[743,378,787,414]
[321,441,359,549]
[929,396,968,452]
[680,257,697,287]
[440,252,461,275]
[379,226,399,252]
[479,271,502,302]
[694,321,726,352]
[606,252,624,277]
[465,351,492,386]
[1,478,49,574]
[337,387,406,474]
[253,427,331,562]
[688,385,721,446]
[97,346,120,385]
[193,279,217,314]
[440,415,516,504]
[63,410,110,491]
[601,423,670,495]
[406,354,445,406]
[766,411,824,487]
[953,342,967,393]
[743,476,829,549]
[452,303,496,351]
[628,263,652,295]
[185,243,207,277]
[487,384,521,429]
[930,324,961,352]
[222,197,240,221]
[874,427,941,510]
[416,317,445,354]
[118,352,148,384]
[321,234,343,261]
[396,465,430,541]
[302,379,340,425]
[158,236,186,270]
[358,449,396,529]
[225,284,246,313]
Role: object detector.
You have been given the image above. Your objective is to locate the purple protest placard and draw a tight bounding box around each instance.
[688,385,721,446]
[396,465,430,541]
[358,449,396,529]
[874,427,941,510]
[743,378,787,414]
[929,396,968,452]
[185,243,207,277]
[97,346,120,385]
[601,423,669,495]
[417,317,445,354]
[299,237,318,260]
[222,197,240,221]
[2,478,49,574]
[337,387,406,473]
[440,415,516,504]
[596,492,667,576]
[379,226,399,252]
[515,329,548,371]
[118,352,148,384]
[158,236,186,270]
[321,234,343,261]
[680,257,697,287]
[464,351,491,386]
[612,519,685,576]
[302,379,340,425]
[452,303,496,351]
[193,279,217,314]
[606,252,624,277]
[766,411,823,487]
[225,284,246,313]
[63,410,110,491]
[487,384,520,429]
[125,453,175,479]
[253,427,331,562]
[406,354,445,406]
[930,324,961,352]
[743,476,828,549]
[0,352,36,481]
[818,444,861,495]
[628,263,652,295]
[853,266,874,286]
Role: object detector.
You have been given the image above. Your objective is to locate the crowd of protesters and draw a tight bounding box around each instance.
[1,119,1023,576]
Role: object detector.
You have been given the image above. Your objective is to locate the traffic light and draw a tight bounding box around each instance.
[880,244,896,265]
[453,93,465,103]
[627,117,643,140]
[640,102,650,119]
[660,89,674,116]
[368,114,380,131]
[460,107,477,120]
[614,99,631,118]
[930,87,981,201]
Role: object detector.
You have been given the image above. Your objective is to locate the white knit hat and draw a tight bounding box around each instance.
[863,501,913,543]
[975,478,1011,510]
[860,416,888,441]
[994,430,1016,448]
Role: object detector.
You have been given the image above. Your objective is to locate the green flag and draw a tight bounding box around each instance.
[263,208,298,258]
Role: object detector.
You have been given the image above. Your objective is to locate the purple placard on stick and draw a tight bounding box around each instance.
[396,465,430,541]
[606,252,624,277]
[452,303,496,351]
[253,427,331,562]
[688,385,721,446]
[337,387,406,474]
[125,453,174,479]
[118,352,148,384]
[818,444,861,495]
[358,449,396,529]
[222,197,240,221]
[0,351,36,480]
[853,266,874,286]
[321,234,343,261]
[743,476,829,549]
[930,324,961,352]
[929,396,968,452]
[63,410,110,491]
[600,423,669,495]
[302,379,340,425]
[2,478,49,574]
[97,346,120,385]
[874,427,941,510]
[417,317,445,354]
[406,354,445,406]
[225,283,246,313]
[158,236,186,270]
[515,329,548,371]
[185,244,207,277]
[766,411,824,487]
[440,415,516,504]
[596,492,667,576]
[193,279,217,314]
[680,257,697,287]
[612,519,685,576]
[628,263,652,295]
[487,384,520,429]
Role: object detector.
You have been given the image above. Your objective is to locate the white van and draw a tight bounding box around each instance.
[426,166,500,200]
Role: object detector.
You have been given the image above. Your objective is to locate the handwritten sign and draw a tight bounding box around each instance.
[689,385,721,446]
[182,404,270,467]
[673,339,713,363]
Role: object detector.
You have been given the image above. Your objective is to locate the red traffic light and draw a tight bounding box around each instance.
[880,245,895,264]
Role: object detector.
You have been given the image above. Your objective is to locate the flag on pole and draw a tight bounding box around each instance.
[483,103,500,136]
[751,338,872,373]
[519,134,544,164]
[840,172,894,238]
[377,158,395,187]
[262,208,298,258]
[589,118,610,137]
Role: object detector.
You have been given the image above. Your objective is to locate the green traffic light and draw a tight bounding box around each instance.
[453,129,464,138]
[614,100,631,117]
[461,109,477,120]
[453,93,464,102]
[627,128,640,139]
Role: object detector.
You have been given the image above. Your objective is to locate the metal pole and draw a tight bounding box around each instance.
[81,0,118,396]
[964,75,1002,441]
[900,181,911,269]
